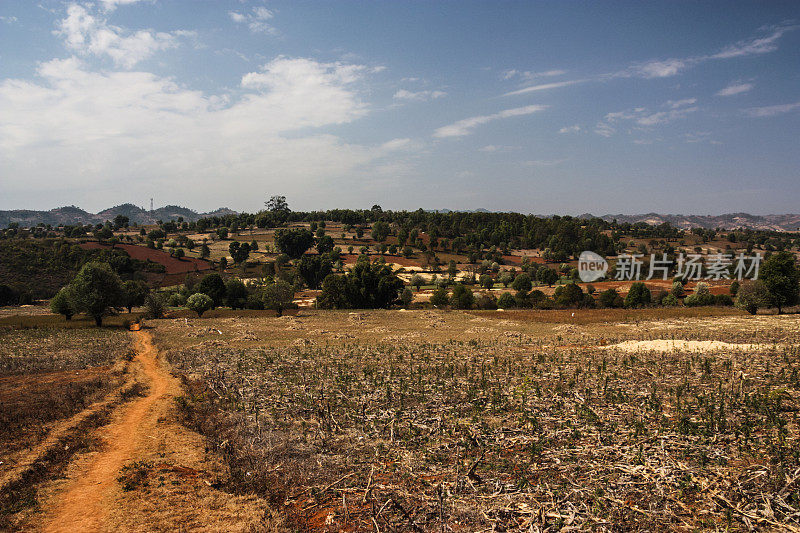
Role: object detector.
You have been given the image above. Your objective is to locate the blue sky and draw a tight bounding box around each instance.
[0,1,798,215]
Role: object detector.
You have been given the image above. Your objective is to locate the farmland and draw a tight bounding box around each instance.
[148,308,800,531]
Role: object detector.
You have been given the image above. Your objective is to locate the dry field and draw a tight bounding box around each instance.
[151,308,800,531]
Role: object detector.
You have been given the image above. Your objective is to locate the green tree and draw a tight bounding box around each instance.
[69,262,123,326]
[196,273,227,307]
[225,278,248,309]
[410,273,425,291]
[297,255,332,289]
[736,280,770,315]
[263,279,294,316]
[265,195,290,213]
[275,229,315,259]
[121,280,149,313]
[760,251,799,313]
[50,287,75,320]
[497,291,516,309]
[598,288,621,308]
[401,287,413,307]
[624,282,651,308]
[430,286,449,307]
[553,282,584,308]
[499,272,514,288]
[371,220,390,242]
[536,267,558,287]
[200,243,210,259]
[447,260,458,278]
[480,274,494,290]
[450,283,474,309]
[186,293,213,317]
[511,273,532,293]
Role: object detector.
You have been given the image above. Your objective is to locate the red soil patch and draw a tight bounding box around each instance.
[80,242,212,275]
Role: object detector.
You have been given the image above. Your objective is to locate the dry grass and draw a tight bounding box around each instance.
[152,308,800,531]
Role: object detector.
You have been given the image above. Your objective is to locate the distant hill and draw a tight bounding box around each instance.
[594,213,800,232]
[0,204,237,228]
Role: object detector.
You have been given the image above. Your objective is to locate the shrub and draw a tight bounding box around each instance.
[497,292,516,309]
[476,293,497,310]
[479,274,494,290]
[553,282,584,308]
[50,287,74,320]
[168,293,186,307]
[186,293,213,317]
[450,284,474,309]
[121,280,149,313]
[225,278,248,309]
[598,288,622,308]
[760,251,800,313]
[143,293,165,319]
[624,282,651,308]
[401,287,413,307]
[430,287,449,307]
[661,294,679,307]
[714,294,734,306]
[196,273,227,308]
[736,280,769,315]
[670,281,685,298]
[263,279,295,316]
[511,273,532,293]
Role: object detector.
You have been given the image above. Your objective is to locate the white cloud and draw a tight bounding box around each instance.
[522,159,568,167]
[559,125,581,134]
[229,6,276,34]
[745,101,800,117]
[0,56,398,209]
[503,79,583,97]
[596,101,697,135]
[393,89,446,101]
[433,105,547,138]
[99,0,148,12]
[716,82,754,97]
[478,145,517,152]
[0,16,18,24]
[56,4,186,68]
[711,25,795,59]
[502,69,566,80]
[617,24,796,79]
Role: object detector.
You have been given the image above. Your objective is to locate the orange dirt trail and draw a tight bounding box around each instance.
[42,331,170,532]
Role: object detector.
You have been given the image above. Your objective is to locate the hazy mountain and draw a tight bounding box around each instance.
[0,204,237,228]
[597,213,800,232]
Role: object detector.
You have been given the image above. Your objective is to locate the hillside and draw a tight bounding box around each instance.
[0,204,237,228]
[597,212,800,232]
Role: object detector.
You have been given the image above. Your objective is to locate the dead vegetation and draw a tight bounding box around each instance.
[0,327,137,529]
[154,309,800,531]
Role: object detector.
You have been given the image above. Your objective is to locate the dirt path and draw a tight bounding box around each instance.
[41,331,169,532]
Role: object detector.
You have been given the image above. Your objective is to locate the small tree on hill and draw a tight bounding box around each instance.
[401,287,413,307]
[197,273,227,308]
[50,287,75,320]
[186,293,213,317]
[410,274,425,291]
[121,280,149,313]
[275,229,315,259]
[512,273,532,293]
[736,280,770,315]
[624,282,651,308]
[760,251,799,313]
[263,279,294,317]
[69,262,123,326]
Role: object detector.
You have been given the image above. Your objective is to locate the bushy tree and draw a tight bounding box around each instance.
[760,251,799,313]
[316,235,335,254]
[275,229,315,259]
[430,286,449,307]
[121,280,149,313]
[497,291,516,309]
[499,272,514,288]
[225,278,248,309]
[50,287,74,320]
[511,273,532,293]
[69,262,123,326]
[196,273,227,308]
[143,293,165,319]
[297,255,333,289]
[624,282,651,308]
[186,293,213,317]
[410,274,425,291]
[536,267,558,287]
[670,281,685,298]
[317,259,403,309]
[401,287,413,307]
[371,220,390,243]
[263,279,295,316]
[553,282,584,308]
[736,280,770,315]
[450,283,474,309]
[480,274,494,290]
[598,289,622,308]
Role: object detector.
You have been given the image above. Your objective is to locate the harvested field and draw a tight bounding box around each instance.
[79,242,212,275]
[153,309,800,531]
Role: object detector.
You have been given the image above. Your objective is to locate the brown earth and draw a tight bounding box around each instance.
[79,242,212,275]
[36,330,278,532]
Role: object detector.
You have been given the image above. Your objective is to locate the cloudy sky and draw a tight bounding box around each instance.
[0,1,798,215]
